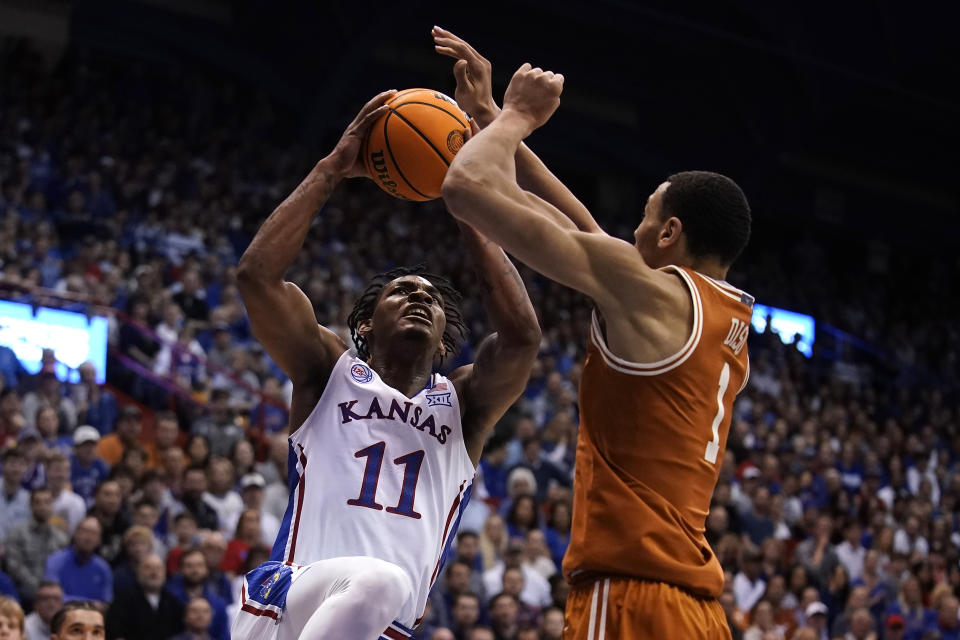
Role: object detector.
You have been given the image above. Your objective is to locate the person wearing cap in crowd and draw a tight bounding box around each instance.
[735,547,768,614]
[231,472,279,545]
[96,405,144,466]
[4,487,68,604]
[69,425,108,506]
[804,601,829,640]
[883,613,905,640]
[0,447,30,539]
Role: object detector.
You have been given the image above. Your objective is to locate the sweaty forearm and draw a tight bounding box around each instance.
[238,159,341,283]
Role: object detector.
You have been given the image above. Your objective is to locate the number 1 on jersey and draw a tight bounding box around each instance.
[348,442,425,519]
[704,363,730,464]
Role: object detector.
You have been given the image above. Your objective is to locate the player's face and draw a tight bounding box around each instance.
[634,181,671,267]
[370,275,447,354]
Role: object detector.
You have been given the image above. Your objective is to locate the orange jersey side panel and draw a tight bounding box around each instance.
[562,266,753,598]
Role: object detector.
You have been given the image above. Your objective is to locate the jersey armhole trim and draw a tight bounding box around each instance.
[288,349,354,444]
[590,265,703,376]
[738,357,751,394]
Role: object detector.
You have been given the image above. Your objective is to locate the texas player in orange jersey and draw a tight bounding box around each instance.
[437,30,752,640]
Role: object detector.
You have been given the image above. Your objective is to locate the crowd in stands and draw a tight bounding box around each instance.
[0,40,958,640]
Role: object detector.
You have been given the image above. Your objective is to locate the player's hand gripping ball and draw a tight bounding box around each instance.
[363,89,469,201]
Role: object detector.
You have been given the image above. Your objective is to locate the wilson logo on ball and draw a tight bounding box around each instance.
[369,150,404,199]
[446,130,465,154]
[362,88,469,201]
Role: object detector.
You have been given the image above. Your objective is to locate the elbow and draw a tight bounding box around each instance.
[512,323,543,355]
[236,255,272,295]
[442,167,487,212]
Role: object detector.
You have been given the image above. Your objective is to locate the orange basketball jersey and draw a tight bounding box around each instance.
[563,266,753,598]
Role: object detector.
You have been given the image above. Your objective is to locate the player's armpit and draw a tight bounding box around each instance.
[450,331,538,466]
[236,273,346,384]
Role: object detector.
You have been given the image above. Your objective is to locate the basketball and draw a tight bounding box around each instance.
[363,88,469,201]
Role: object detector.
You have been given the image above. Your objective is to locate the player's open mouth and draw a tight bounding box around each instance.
[403,306,432,324]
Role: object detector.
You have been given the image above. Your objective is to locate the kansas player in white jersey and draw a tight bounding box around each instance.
[232,91,541,640]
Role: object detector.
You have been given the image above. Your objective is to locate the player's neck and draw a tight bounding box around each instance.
[368,350,434,398]
[685,256,728,281]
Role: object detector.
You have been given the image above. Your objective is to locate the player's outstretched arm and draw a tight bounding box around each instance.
[237,90,396,385]
[433,27,602,234]
[443,65,654,311]
[449,222,541,467]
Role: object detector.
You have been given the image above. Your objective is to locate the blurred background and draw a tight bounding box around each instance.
[0,1,957,639]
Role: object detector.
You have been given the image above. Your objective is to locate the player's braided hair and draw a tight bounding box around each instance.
[347,265,466,364]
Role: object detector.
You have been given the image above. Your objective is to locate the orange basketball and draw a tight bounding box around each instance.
[363,88,469,201]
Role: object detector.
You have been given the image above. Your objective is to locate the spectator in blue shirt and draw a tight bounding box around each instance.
[0,570,18,601]
[44,516,113,606]
[924,596,960,640]
[479,437,510,501]
[69,426,108,506]
[165,548,230,640]
[0,345,28,390]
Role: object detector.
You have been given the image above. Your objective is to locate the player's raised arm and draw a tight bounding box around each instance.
[433,27,602,234]
[237,90,396,385]
[442,65,660,312]
[448,222,540,466]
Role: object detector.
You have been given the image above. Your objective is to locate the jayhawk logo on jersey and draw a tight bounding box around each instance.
[259,571,281,599]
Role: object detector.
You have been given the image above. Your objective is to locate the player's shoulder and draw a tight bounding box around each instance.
[683,268,755,309]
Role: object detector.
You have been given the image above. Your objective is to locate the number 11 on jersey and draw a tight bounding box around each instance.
[704,363,730,464]
[348,442,425,519]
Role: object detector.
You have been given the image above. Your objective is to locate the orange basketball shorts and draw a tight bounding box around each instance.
[563,577,732,640]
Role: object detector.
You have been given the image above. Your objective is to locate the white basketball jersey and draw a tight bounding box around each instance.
[270,350,476,627]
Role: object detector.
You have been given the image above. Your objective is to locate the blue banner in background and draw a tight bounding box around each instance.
[0,299,108,383]
[751,303,815,357]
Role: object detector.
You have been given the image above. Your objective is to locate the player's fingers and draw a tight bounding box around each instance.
[434,36,483,66]
[358,90,396,119]
[515,62,533,76]
[357,104,390,130]
[453,59,470,86]
[438,29,485,61]
[434,44,461,59]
